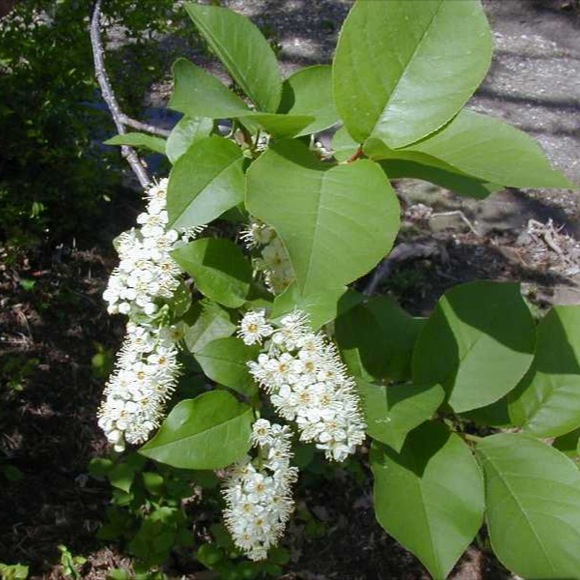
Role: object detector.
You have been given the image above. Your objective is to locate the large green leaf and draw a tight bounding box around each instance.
[380,159,501,200]
[371,422,484,578]
[194,337,259,397]
[278,65,339,136]
[333,0,492,147]
[172,238,252,308]
[370,110,574,189]
[246,140,400,294]
[412,281,535,413]
[358,380,444,452]
[166,116,213,164]
[179,299,236,353]
[509,305,580,437]
[185,3,282,113]
[167,136,244,230]
[336,297,426,382]
[140,391,252,470]
[270,284,363,331]
[477,433,580,579]
[169,58,250,119]
[105,133,166,154]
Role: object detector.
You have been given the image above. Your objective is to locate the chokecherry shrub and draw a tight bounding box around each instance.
[102,1,580,577]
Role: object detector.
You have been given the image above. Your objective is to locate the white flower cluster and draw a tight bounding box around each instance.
[98,323,180,452]
[100,178,198,451]
[244,311,366,462]
[222,419,297,561]
[241,219,294,295]
[103,178,188,317]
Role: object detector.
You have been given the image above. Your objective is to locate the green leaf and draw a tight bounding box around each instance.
[140,391,253,469]
[180,299,237,353]
[477,433,580,579]
[108,463,136,494]
[172,238,252,308]
[371,110,574,189]
[185,3,282,112]
[412,281,535,412]
[105,133,166,154]
[169,58,250,119]
[271,284,364,330]
[167,136,244,230]
[166,116,213,164]
[194,337,259,397]
[380,159,501,200]
[459,397,511,427]
[333,0,492,147]
[336,297,426,382]
[553,428,580,459]
[239,112,314,139]
[331,126,359,162]
[509,305,580,437]
[278,65,339,136]
[371,422,484,578]
[246,140,400,295]
[358,380,445,452]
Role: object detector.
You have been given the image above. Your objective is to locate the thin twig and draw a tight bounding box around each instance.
[89,0,151,189]
[119,114,171,138]
[429,210,481,237]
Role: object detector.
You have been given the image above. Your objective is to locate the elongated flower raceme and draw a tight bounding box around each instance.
[99,178,198,450]
[98,323,180,452]
[243,310,366,462]
[222,419,298,561]
[241,219,294,295]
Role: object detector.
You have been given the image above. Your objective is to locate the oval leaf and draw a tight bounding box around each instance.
[105,133,166,154]
[333,0,492,147]
[337,296,427,382]
[278,65,339,136]
[185,3,282,113]
[412,281,535,413]
[477,433,580,579]
[169,58,249,119]
[140,391,252,470]
[167,136,244,230]
[371,422,484,578]
[166,116,213,164]
[180,299,237,354]
[509,305,580,437]
[246,140,400,295]
[194,337,259,397]
[386,110,574,189]
[359,380,445,452]
[172,238,252,308]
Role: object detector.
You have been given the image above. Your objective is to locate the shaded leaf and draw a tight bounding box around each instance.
[371,422,484,578]
[358,380,445,451]
[509,305,580,437]
[195,337,259,397]
[412,281,535,412]
[172,238,252,308]
[477,433,580,579]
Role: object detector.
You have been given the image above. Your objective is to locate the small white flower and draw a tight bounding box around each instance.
[238,310,274,345]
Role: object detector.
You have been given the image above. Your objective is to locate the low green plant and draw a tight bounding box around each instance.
[97,1,580,578]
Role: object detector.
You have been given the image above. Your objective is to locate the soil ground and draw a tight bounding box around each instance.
[1,1,579,578]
